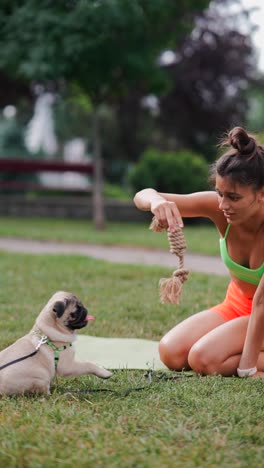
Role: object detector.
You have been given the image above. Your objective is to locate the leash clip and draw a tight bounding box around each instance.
[35,335,48,350]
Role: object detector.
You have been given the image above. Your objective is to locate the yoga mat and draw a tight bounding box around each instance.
[75,335,166,370]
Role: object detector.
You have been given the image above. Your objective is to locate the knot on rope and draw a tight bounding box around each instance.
[149,216,189,304]
[172,268,189,282]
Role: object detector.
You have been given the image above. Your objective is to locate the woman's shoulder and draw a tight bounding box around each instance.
[192,191,226,230]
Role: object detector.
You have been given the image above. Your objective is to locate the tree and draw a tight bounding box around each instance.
[0,71,32,108]
[0,0,210,227]
[246,82,264,133]
[113,0,259,162]
[158,0,258,159]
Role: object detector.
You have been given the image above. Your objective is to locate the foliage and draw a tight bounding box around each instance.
[54,86,93,142]
[0,70,32,108]
[158,1,258,158]
[246,84,264,133]
[103,182,130,200]
[256,132,264,146]
[114,0,259,161]
[0,0,210,102]
[0,117,28,157]
[129,147,208,193]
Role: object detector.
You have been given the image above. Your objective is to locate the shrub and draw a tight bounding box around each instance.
[129,148,208,193]
[103,183,130,200]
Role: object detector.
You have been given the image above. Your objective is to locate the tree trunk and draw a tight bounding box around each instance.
[92,105,105,230]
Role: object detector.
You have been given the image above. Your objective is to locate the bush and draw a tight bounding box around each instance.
[129,148,209,194]
[103,183,130,200]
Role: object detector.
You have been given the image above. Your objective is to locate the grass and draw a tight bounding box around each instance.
[0,216,220,256]
[1,251,264,467]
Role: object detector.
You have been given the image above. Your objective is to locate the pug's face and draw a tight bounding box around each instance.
[50,293,94,331]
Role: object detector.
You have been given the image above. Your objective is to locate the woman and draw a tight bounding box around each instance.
[134,127,264,378]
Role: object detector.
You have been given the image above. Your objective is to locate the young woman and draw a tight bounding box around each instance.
[134,127,264,378]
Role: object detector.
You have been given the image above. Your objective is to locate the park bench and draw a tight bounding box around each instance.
[0,157,148,222]
[0,158,94,193]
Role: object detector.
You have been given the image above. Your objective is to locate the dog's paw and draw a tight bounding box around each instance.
[100,368,112,379]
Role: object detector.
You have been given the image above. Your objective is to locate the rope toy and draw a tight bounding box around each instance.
[149,216,189,304]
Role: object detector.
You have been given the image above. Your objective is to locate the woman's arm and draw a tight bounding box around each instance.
[238,275,264,378]
[133,188,221,231]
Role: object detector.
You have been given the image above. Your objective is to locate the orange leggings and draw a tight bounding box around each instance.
[210,281,253,321]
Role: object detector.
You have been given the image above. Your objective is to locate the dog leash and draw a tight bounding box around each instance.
[0,335,47,371]
[0,349,39,371]
[63,370,194,397]
[1,338,194,394]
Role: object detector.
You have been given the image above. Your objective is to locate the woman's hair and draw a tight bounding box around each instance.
[209,127,264,190]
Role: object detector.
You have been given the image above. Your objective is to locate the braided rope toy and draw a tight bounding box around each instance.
[149,216,189,304]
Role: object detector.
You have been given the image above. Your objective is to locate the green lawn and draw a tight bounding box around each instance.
[1,252,264,467]
[0,216,220,256]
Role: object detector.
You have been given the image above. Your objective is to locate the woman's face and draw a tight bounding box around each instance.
[215,175,264,224]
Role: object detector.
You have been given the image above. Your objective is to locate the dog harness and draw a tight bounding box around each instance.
[34,332,72,371]
[0,332,72,372]
[220,224,264,285]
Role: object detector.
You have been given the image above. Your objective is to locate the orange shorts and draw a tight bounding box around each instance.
[210,281,253,321]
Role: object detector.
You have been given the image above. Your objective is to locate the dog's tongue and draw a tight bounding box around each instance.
[85,315,95,322]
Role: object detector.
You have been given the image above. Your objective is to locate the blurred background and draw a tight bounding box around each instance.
[0,0,263,229]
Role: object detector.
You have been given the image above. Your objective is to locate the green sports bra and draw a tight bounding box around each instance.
[220,224,264,286]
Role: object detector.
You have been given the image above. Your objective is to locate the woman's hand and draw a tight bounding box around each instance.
[150,198,183,232]
[250,371,264,378]
[238,276,264,377]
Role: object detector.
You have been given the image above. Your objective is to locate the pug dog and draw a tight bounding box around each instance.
[0,291,112,395]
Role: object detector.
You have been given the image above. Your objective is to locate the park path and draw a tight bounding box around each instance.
[0,237,228,276]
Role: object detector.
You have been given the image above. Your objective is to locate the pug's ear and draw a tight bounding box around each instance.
[53,301,65,318]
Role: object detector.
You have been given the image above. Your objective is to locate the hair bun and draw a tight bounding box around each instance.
[228,127,256,155]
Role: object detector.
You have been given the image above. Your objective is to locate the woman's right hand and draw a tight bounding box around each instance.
[250,371,264,378]
[150,198,183,232]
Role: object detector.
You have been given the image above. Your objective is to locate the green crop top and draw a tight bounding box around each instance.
[220,224,264,286]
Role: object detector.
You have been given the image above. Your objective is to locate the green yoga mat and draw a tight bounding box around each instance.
[75,335,166,370]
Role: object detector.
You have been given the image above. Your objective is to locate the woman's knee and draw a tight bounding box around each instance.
[188,342,218,375]
[158,335,189,370]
